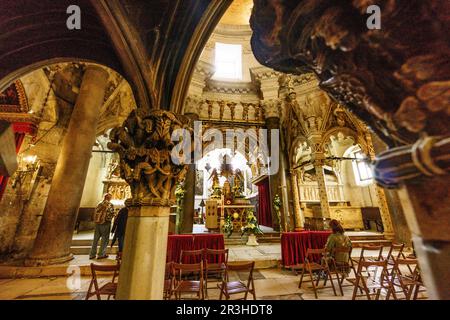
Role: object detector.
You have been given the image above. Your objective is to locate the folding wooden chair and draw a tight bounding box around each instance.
[204,248,228,298]
[164,262,174,300]
[388,258,425,300]
[218,261,256,300]
[172,262,204,300]
[352,245,384,265]
[386,243,407,274]
[298,248,338,299]
[85,263,120,300]
[347,259,396,300]
[180,249,205,264]
[328,247,357,296]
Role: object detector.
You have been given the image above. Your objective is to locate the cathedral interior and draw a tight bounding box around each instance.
[0,0,448,301]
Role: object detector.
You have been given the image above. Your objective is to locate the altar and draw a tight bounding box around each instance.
[203,153,256,233]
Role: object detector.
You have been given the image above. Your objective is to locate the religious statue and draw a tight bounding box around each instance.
[228,102,236,121]
[233,169,244,198]
[206,99,213,119]
[242,103,249,121]
[208,168,221,198]
[218,100,225,120]
[108,108,193,206]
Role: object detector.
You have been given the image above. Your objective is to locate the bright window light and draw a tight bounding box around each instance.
[214,42,242,80]
[352,151,373,185]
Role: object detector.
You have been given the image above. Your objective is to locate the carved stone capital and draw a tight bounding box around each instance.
[261,99,281,118]
[108,109,193,207]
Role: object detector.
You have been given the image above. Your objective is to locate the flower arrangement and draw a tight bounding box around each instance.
[222,215,234,238]
[241,210,263,236]
[175,183,186,234]
[273,194,282,232]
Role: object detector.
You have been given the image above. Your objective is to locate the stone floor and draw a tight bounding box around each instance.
[0,265,428,300]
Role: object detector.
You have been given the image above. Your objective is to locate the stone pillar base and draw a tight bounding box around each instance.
[24,253,74,267]
[116,205,170,300]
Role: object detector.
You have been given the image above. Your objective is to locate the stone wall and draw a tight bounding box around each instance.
[0,98,72,261]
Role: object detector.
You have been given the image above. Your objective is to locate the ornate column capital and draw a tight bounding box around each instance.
[108,109,193,207]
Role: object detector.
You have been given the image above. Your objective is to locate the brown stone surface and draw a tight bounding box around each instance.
[26,66,109,266]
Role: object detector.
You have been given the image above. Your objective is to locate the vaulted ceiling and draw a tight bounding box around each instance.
[0,0,232,111]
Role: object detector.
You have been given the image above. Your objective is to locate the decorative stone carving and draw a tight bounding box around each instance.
[262,99,281,119]
[250,0,450,147]
[108,109,193,206]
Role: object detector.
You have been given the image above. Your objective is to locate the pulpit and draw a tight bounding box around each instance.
[205,200,219,230]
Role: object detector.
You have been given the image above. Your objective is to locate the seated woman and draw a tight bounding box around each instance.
[325,220,352,271]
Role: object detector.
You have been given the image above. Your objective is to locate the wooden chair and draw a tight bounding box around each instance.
[172,262,204,300]
[218,262,256,300]
[180,249,204,264]
[328,247,357,296]
[352,245,384,265]
[85,263,120,300]
[385,243,406,274]
[204,248,229,298]
[298,248,338,299]
[389,258,424,300]
[164,262,173,300]
[347,259,395,300]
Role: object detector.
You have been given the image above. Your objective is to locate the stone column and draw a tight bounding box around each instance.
[374,136,450,299]
[110,109,192,300]
[179,112,199,234]
[374,187,395,240]
[314,160,331,219]
[290,170,304,230]
[365,133,395,239]
[265,116,283,231]
[25,65,109,266]
[116,205,170,299]
[279,150,291,231]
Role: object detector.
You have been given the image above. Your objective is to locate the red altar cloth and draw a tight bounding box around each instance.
[166,234,225,263]
[281,231,332,267]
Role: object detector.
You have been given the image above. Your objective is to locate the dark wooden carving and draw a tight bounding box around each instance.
[250,0,450,148]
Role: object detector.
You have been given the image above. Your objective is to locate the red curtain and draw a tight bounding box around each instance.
[0,132,25,200]
[256,178,273,228]
[166,234,225,263]
[281,231,332,267]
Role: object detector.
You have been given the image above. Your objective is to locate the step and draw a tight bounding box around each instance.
[351,239,392,248]
[71,246,118,255]
[348,235,385,241]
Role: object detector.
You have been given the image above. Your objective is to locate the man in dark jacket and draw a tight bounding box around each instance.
[111,205,128,253]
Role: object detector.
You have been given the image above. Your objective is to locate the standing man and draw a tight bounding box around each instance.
[111,205,128,254]
[89,193,115,259]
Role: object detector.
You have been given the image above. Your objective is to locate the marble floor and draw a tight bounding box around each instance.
[0,264,428,300]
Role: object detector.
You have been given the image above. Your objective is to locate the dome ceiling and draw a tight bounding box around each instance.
[219,0,253,25]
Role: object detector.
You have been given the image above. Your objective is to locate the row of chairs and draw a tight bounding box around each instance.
[86,249,257,300]
[295,243,425,300]
[164,248,256,300]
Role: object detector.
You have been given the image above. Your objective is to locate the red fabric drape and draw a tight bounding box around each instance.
[256,178,272,228]
[166,234,225,263]
[193,234,225,263]
[0,132,25,200]
[281,231,332,267]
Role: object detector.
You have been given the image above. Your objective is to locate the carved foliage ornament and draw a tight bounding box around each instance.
[108,109,193,206]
